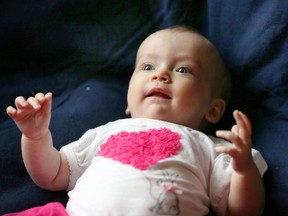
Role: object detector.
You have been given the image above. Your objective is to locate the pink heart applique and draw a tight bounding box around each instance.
[99,128,182,170]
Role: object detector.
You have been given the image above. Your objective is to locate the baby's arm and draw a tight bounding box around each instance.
[6,92,69,191]
[215,110,265,216]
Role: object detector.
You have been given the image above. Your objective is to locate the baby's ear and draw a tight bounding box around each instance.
[205,99,226,124]
[125,107,131,115]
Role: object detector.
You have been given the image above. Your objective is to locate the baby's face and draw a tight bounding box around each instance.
[127,29,220,129]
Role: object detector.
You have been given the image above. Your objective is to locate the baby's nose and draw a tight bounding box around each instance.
[152,69,171,83]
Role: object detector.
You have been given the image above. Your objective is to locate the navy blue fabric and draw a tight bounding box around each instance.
[1,0,288,215]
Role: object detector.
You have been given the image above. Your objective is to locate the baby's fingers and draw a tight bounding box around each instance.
[41,92,53,115]
[215,145,238,158]
[6,93,45,121]
[14,96,28,109]
[26,95,44,110]
[6,96,30,119]
[233,110,252,141]
[216,130,242,149]
[35,92,46,104]
[6,106,17,117]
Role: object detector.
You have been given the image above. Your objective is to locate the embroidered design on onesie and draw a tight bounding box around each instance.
[149,171,182,216]
[99,128,182,170]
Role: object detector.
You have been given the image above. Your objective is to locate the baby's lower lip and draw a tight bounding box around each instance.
[148,93,171,99]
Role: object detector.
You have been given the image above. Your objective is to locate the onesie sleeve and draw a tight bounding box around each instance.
[208,136,268,216]
[60,127,103,191]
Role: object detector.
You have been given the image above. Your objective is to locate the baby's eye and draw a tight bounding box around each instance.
[176,67,190,74]
[143,64,154,71]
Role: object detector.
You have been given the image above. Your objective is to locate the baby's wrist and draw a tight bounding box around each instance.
[22,129,50,142]
[234,160,258,176]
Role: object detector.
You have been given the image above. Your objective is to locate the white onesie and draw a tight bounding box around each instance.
[60,118,267,216]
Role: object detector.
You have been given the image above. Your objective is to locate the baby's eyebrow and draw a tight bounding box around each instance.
[136,53,158,62]
[175,55,202,71]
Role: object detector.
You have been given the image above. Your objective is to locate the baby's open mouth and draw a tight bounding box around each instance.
[147,92,171,99]
[147,88,171,99]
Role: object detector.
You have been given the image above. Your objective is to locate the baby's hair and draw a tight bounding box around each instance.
[165,26,203,44]
[166,25,201,34]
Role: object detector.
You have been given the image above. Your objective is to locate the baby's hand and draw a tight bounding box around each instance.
[215,110,254,174]
[6,92,52,139]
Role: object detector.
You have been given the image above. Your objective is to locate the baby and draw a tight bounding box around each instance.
[6,26,267,216]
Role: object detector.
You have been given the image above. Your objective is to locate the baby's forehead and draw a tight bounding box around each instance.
[146,29,205,43]
[141,30,215,57]
[142,29,218,62]
[138,30,211,55]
